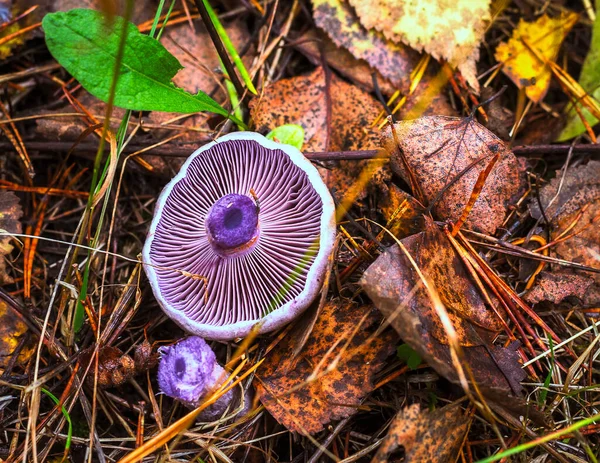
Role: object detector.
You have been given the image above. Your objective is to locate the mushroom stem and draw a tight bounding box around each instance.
[157,336,251,420]
[205,193,260,255]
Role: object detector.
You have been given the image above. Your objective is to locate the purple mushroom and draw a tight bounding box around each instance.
[158,336,250,420]
[143,132,336,340]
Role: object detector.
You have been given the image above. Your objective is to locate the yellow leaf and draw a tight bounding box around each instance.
[347,0,491,91]
[495,12,579,103]
[0,298,33,372]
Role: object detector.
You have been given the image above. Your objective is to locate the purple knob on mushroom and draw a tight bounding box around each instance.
[143,132,336,341]
[157,336,250,420]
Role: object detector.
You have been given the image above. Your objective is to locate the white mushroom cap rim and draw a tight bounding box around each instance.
[143,132,336,341]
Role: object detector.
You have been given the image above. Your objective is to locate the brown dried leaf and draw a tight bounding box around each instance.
[312,0,419,92]
[380,184,426,240]
[0,191,22,284]
[361,218,525,396]
[373,402,470,463]
[294,29,397,96]
[0,298,33,371]
[382,116,522,234]
[80,346,135,388]
[524,271,594,305]
[256,300,397,434]
[529,160,600,222]
[529,161,600,306]
[51,0,153,23]
[347,0,490,90]
[250,67,388,199]
[251,67,381,152]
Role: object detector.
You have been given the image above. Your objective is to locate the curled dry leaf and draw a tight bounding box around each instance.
[0,191,23,284]
[494,12,578,104]
[372,402,470,463]
[256,300,397,434]
[347,0,490,90]
[382,116,522,234]
[311,0,419,92]
[361,218,526,397]
[250,67,389,200]
[529,161,600,306]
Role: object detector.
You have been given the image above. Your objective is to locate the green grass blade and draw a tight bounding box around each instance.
[201,0,257,95]
[41,388,72,456]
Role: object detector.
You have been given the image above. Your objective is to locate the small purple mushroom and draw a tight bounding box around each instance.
[158,336,249,420]
[143,132,336,340]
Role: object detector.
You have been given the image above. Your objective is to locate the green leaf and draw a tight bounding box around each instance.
[397,343,422,370]
[266,124,305,150]
[42,9,238,121]
[557,4,600,141]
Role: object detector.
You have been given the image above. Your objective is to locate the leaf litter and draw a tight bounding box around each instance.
[3,2,600,462]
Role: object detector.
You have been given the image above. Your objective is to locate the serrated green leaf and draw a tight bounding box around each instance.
[266,124,305,150]
[42,9,237,121]
[557,5,600,141]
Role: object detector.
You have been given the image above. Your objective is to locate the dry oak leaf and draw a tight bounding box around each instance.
[494,12,579,103]
[256,300,397,434]
[529,161,600,307]
[312,0,419,92]
[0,191,23,284]
[372,402,470,463]
[347,0,490,91]
[382,116,522,234]
[361,218,525,397]
[250,67,389,200]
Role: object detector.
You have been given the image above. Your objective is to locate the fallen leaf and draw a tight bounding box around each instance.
[529,161,600,307]
[251,67,380,152]
[312,0,419,92]
[524,271,594,305]
[361,218,525,397]
[380,184,426,240]
[529,160,600,222]
[250,67,389,200]
[51,0,153,23]
[266,124,304,149]
[0,191,22,284]
[294,29,397,96]
[494,12,579,103]
[347,0,490,90]
[382,116,522,234]
[0,1,44,59]
[373,402,470,463]
[0,296,33,371]
[558,3,600,140]
[256,300,397,434]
